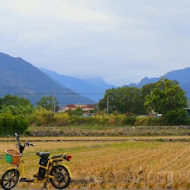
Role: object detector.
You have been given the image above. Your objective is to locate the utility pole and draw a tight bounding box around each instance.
[149,89,152,117]
[107,95,110,114]
[52,93,56,115]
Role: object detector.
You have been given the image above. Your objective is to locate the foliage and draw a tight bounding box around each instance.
[29,107,54,126]
[0,95,33,115]
[37,96,59,112]
[144,79,188,124]
[141,82,157,99]
[165,108,189,125]
[0,95,32,107]
[135,116,165,126]
[1,104,33,115]
[99,87,146,114]
[54,112,70,126]
[0,113,29,135]
[71,107,83,116]
[29,110,170,127]
[122,113,136,125]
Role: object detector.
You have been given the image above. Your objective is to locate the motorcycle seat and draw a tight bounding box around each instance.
[36,152,50,159]
[51,155,62,159]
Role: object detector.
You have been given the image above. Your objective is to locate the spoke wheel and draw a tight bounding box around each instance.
[50,165,71,189]
[1,169,19,190]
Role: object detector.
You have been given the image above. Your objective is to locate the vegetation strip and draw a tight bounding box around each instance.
[1,138,190,142]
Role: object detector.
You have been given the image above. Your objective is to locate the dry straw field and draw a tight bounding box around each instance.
[1,137,190,189]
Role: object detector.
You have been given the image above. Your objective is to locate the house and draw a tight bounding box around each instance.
[61,103,95,115]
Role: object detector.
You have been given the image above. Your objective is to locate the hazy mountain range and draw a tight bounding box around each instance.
[40,68,115,102]
[0,52,190,106]
[0,52,94,105]
[129,67,190,98]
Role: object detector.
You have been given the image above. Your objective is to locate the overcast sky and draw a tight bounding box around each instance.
[0,0,190,85]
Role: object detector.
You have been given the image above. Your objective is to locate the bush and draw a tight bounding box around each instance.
[135,117,164,126]
[14,115,29,134]
[95,115,109,125]
[29,108,54,126]
[108,115,117,125]
[165,109,189,125]
[122,114,136,126]
[0,113,29,136]
[54,112,70,126]
[29,109,189,128]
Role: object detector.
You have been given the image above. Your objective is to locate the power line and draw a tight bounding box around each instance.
[0,91,190,96]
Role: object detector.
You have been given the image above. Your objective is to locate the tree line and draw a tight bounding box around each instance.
[99,78,189,124]
[0,78,189,135]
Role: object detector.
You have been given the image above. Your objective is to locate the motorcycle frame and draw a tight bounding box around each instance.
[8,156,72,183]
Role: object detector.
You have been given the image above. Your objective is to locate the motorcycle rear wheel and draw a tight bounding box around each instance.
[50,165,71,189]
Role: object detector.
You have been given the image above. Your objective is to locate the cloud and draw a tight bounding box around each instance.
[0,0,190,85]
[0,0,121,24]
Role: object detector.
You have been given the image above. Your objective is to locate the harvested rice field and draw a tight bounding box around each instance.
[0,137,190,189]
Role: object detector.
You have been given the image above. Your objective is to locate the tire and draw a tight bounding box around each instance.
[50,165,71,189]
[1,169,19,190]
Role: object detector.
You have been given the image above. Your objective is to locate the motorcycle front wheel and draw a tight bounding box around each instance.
[50,165,71,189]
[1,169,19,190]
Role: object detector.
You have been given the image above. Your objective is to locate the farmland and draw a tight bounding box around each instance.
[1,137,190,189]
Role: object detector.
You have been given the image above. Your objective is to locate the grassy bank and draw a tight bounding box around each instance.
[26,125,190,137]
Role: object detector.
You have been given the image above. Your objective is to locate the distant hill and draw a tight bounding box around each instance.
[129,67,190,98]
[0,53,94,105]
[40,68,116,102]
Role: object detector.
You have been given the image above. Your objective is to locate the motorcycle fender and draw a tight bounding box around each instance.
[5,168,20,177]
[7,167,17,170]
[63,164,72,178]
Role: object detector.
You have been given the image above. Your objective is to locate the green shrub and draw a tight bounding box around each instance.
[29,108,54,126]
[54,112,70,126]
[122,114,136,125]
[165,109,189,125]
[0,113,29,136]
[108,115,117,125]
[14,115,29,134]
[135,117,164,126]
[95,115,109,125]
[116,115,126,126]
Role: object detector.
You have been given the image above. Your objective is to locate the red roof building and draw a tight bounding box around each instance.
[62,104,95,114]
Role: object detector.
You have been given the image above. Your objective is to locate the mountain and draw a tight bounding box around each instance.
[40,68,116,102]
[0,52,94,105]
[129,67,190,98]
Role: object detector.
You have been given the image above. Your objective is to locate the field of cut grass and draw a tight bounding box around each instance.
[1,137,190,189]
[28,125,190,137]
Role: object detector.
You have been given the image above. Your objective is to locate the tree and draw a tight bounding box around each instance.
[37,96,59,112]
[0,95,32,107]
[144,78,188,124]
[141,83,157,99]
[99,87,146,114]
[73,107,83,116]
[0,95,33,115]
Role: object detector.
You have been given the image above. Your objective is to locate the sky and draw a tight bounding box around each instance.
[0,0,190,86]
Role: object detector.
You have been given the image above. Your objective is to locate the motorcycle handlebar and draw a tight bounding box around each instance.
[25,142,35,147]
[15,133,35,147]
[15,133,21,145]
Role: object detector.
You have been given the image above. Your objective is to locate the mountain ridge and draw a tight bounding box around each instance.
[40,68,116,102]
[0,52,94,105]
[129,67,190,88]
[128,67,190,98]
